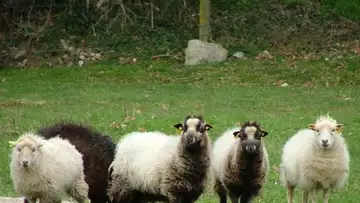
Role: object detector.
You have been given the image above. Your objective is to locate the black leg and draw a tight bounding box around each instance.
[88,196,109,203]
[240,194,253,203]
[214,180,227,203]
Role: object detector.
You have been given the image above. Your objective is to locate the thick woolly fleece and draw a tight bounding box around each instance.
[28,122,117,203]
[211,127,269,203]
[10,133,89,203]
[280,127,350,190]
[108,131,212,203]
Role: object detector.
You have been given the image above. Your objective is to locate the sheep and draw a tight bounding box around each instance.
[279,115,350,203]
[23,122,116,203]
[10,132,90,203]
[107,115,213,203]
[211,121,269,203]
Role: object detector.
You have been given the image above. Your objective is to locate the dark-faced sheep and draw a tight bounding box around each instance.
[10,132,90,203]
[107,115,213,203]
[279,115,350,203]
[211,121,269,203]
[23,122,116,203]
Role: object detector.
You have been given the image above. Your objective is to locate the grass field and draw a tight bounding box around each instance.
[1,57,360,202]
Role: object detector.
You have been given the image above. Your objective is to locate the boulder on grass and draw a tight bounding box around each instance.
[184,39,228,66]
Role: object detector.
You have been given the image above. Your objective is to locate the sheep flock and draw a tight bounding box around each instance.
[7,114,350,203]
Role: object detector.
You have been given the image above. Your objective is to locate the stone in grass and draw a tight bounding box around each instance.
[184,39,228,66]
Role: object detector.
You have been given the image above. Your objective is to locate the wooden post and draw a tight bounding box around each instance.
[199,0,210,42]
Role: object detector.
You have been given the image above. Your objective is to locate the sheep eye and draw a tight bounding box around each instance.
[17,148,21,152]
[32,148,35,152]
[331,129,336,132]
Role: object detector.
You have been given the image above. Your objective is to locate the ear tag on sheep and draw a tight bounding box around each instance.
[8,141,18,148]
[177,127,183,134]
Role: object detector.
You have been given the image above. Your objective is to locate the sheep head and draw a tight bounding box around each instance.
[233,121,268,154]
[308,115,343,149]
[174,115,213,149]
[11,132,45,169]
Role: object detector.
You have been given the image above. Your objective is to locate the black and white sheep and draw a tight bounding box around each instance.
[279,115,350,203]
[107,115,213,203]
[23,122,116,203]
[211,121,269,203]
[10,132,90,203]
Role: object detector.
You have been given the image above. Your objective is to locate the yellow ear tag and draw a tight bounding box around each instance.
[336,129,342,134]
[233,135,238,139]
[177,127,183,135]
[8,140,18,148]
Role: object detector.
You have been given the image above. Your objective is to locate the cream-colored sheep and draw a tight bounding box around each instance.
[10,132,90,203]
[279,115,350,203]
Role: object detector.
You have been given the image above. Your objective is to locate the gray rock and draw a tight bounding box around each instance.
[184,39,228,66]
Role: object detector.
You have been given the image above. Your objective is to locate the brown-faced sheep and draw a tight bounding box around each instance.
[23,122,116,203]
[107,115,213,203]
[211,121,269,203]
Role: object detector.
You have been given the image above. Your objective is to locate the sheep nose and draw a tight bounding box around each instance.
[185,135,196,144]
[22,161,28,167]
[322,139,328,145]
[246,145,256,152]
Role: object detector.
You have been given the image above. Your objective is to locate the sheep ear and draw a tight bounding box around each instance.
[37,141,45,148]
[233,131,241,138]
[308,124,316,130]
[174,124,183,130]
[205,124,213,130]
[336,124,344,133]
[260,130,268,137]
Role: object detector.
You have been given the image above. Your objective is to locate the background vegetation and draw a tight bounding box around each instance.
[1,0,360,67]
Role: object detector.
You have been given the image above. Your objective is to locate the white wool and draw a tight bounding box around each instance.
[110,131,179,194]
[10,132,88,202]
[279,119,350,190]
[210,128,269,182]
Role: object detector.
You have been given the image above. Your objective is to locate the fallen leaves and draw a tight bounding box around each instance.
[255,50,274,60]
[110,106,142,129]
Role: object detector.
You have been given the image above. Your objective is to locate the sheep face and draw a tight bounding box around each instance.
[174,115,213,148]
[12,136,44,169]
[308,118,343,149]
[233,121,268,154]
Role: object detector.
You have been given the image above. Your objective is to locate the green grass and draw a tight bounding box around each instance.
[1,57,360,202]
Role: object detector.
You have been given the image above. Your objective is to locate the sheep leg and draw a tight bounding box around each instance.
[214,180,227,203]
[239,194,252,203]
[302,190,309,203]
[230,195,239,203]
[323,188,330,203]
[309,190,317,203]
[69,173,90,203]
[26,197,37,203]
[286,183,294,203]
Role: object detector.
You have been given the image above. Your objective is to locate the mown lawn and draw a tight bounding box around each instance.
[1,58,360,202]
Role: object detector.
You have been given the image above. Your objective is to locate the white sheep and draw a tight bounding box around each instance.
[211,121,269,203]
[279,114,350,203]
[10,132,90,203]
[107,115,213,203]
